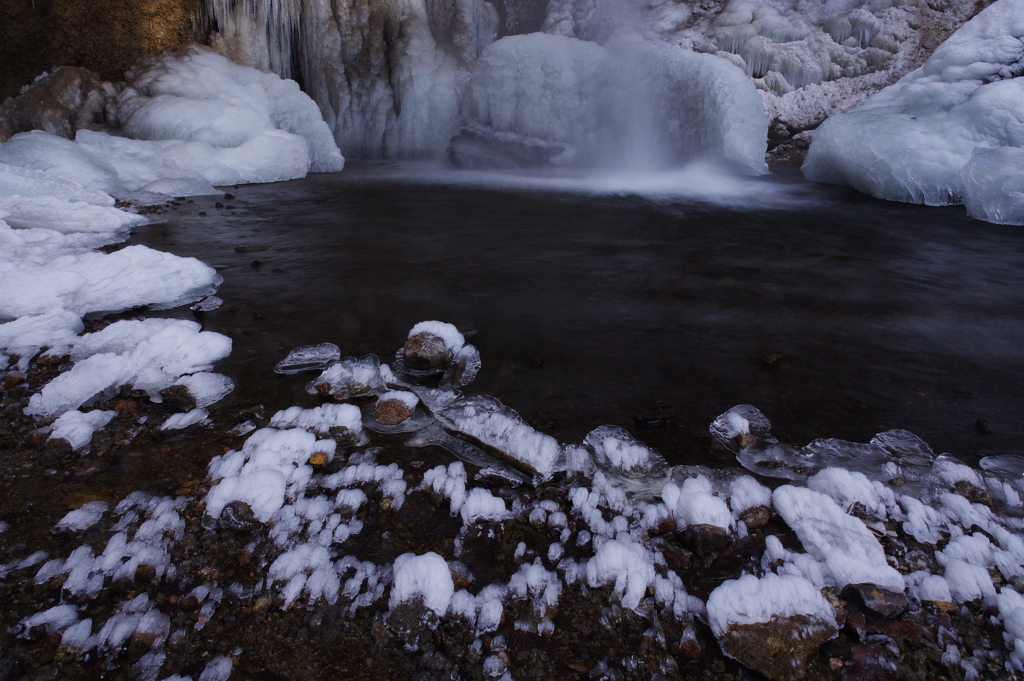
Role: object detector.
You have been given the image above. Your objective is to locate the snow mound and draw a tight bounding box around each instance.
[803,0,1024,223]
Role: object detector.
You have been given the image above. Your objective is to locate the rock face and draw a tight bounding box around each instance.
[0,67,116,142]
[0,0,204,100]
[718,614,838,681]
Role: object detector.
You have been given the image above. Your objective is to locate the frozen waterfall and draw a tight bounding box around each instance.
[206,0,769,171]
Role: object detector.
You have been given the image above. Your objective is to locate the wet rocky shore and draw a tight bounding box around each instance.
[2,332,1021,681]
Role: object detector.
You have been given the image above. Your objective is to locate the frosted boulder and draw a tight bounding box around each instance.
[707,573,838,681]
[462,32,767,173]
[803,0,1024,220]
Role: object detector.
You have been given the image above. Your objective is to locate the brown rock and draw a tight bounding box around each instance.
[0,67,110,141]
[114,399,142,418]
[734,432,757,449]
[402,332,452,371]
[739,505,771,529]
[309,452,328,466]
[219,500,261,532]
[376,399,414,425]
[953,481,995,509]
[681,524,731,557]
[159,384,196,412]
[840,583,908,620]
[718,614,838,681]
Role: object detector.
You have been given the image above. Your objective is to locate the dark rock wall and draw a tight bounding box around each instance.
[1,0,206,100]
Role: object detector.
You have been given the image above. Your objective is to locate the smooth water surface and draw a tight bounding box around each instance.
[131,163,1024,466]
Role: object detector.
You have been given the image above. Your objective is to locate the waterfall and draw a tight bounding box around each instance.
[206,0,769,172]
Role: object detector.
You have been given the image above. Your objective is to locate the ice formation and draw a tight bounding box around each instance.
[0,45,343,197]
[463,32,768,172]
[804,0,1024,223]
[206,0,770,170]
[26,319,232,418]
[436,395,564,480]
[390,552,455,615]
[48,409,116,450]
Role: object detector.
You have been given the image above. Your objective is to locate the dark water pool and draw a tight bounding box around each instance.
[130,163,1024,467]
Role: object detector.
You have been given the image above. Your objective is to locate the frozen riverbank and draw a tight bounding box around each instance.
[3,165,1024,680]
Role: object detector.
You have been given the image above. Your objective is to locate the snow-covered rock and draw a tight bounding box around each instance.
[707,573,838,681]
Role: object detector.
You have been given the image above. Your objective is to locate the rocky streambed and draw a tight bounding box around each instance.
[2,322,1022,681]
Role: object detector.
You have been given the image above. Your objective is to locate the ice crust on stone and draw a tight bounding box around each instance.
[48,409,116,450]
[408,321,465,354]
[206,428,327,522]
[584,425,670,481]
[377,390,419,412]
[460,487,510,525]
[390,552,455,615]
[55,501,110,532]
[159,408,210,431]
[803,0,1024,223]
[585,537,657,610]
[25,319,232,418]
[662,476,734,530]
[728,475,772,515]
[275,343,341,375]
[170,372,234,408]
[307,355,385,399]
[268,403,364,438]
[437,395,564,480]
[706,572,836,638]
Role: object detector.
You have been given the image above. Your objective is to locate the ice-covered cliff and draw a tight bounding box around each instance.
[205,0,982,171]
[804,0,1024,224]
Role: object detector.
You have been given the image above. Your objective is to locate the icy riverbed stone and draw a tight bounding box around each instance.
[840,582,908,620]
[708,573,838,680]
[375,391,418,426]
